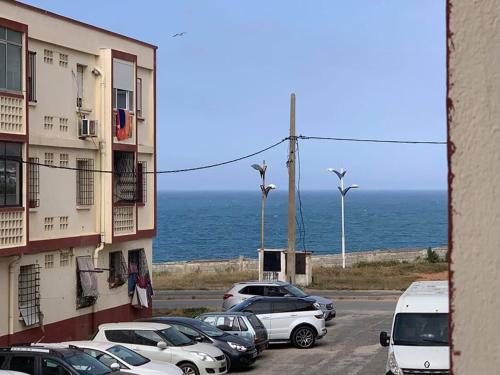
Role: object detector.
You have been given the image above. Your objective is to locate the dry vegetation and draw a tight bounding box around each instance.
[153,259,448,291]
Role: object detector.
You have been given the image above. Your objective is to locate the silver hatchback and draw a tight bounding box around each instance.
[222,281,336,320]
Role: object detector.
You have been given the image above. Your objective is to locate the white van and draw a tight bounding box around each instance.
[380,281,449,375]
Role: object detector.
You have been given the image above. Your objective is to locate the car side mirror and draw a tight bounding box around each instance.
[379,331,390,347]
[157,341,168,350]
[110,363,120,372]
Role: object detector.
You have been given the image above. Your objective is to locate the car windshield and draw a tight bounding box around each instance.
[189,320,225,337]
[283,284,308,298]
[63,352,113,375]
[160,327,194,346]
[107,345,149,366]
[393,313,449,346]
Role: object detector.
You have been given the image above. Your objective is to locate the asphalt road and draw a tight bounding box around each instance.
[153,297,395,375]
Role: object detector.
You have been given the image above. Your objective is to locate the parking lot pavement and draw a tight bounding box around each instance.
[244,301,394,375]
[153,298,395,375]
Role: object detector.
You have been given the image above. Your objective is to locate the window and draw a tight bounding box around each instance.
[136,78,142,117]
[59,153,69,167]
[28,157,39,208]
[18,264,40,326]
[294,300,315,312]
[59,53,68,68]
[263,251,281,272]
[76,256,98,308]
[215,316,240,331]
[44,117,54,130]
[114,151,136,203]
[42,358,71,375]
[76,158,94,205]
[28,51,36,101]
[43,49,53,64]
[0,142,22,207]
[44,254,54,268]
[105,330,134,344]
[76,64,84,107]
[59,216,68,230]
[132,330,163,346]
[44,152,54,165]
[108,251,127,288]
[244,300,272,315]
[113,59,134,111]
[82,349,122,369]
[265,286,286,297]
[240,285,265,296]
[272,300,297,314]
[137,161,146,203]
[296,253,306,275]
[238,317,249,331]
[8,356,35,373]
[0,27,22,92]
[107,345,149,366]
[171,324,203,340]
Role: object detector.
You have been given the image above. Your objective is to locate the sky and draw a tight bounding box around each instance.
[25,0,447,191]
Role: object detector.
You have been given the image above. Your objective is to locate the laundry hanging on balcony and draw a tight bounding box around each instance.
[115,109,133,141]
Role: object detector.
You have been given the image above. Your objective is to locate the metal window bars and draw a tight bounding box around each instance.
[137,161,147,204]
[18,264,40,326]
[113,152,136,203]
[76,159,94,205]
[28,157,39,208]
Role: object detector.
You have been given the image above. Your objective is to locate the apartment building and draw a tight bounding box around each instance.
[0,1,156,345]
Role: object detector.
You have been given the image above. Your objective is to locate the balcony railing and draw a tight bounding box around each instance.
[113,205,135,235]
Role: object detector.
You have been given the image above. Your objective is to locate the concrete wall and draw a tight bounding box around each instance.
[152,247,448,274]
[448,0,500,372]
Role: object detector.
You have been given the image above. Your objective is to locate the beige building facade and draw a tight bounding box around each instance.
[0,0,156,345]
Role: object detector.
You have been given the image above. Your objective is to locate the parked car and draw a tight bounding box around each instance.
[222,280,336,320]
[54,341,183,375]
[0,345,130,374]
[0,371,29,375]
[196,312,269,353]
[93,322,227,375]
[140,317,257,371]
[228,296,327,349]
[380,281,450,375]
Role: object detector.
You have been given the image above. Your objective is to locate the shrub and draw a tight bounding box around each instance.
[426,247,440,263]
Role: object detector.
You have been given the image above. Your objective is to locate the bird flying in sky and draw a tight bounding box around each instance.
[172,32,186,37]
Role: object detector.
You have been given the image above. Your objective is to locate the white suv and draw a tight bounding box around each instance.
[93,322,227,375]
[228,296,327,349]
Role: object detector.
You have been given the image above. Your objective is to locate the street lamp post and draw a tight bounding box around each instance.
[252,161,276,252]
[328,168,359,269]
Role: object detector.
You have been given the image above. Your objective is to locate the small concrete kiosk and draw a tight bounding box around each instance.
[258,248,313,286]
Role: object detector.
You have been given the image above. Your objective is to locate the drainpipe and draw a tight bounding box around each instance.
[8,255,22,339]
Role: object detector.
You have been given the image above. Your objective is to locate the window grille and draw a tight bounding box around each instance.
[44,116,53,131]
[59,216,68,230]
[44,152,53,165]
[113,152,136,203]
[44,217,54,231]
[59,153,69,167]
[76,159,94,205]
[60,251,70,267]
[28,51,36,102]
[43,49,53,64]
[76,256,98,309]
[28,157,39,208]
[137,161,147,203]
[59,53,68,68]
[18,264,40,326]
[59,118,68,132]
[108,251,127,288]
[44,254,54,269]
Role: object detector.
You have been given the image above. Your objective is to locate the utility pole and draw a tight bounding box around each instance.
[287,93,296,284]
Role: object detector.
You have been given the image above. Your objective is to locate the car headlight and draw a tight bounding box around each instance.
[192,352,215,362]
[228,341,248,352]
[388,351,403,375]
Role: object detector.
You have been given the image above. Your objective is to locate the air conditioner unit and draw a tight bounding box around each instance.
[79,119,98,138]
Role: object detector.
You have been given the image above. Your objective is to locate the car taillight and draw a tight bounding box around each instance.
[314,314,324,319]
[223,293,233,300]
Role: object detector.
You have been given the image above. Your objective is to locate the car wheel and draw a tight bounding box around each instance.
[224,354,232,370]
[292,326,316,349]
[178,362,200,375]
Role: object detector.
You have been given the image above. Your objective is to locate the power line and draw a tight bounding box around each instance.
[297,135,447,145]
[5,134,446,175]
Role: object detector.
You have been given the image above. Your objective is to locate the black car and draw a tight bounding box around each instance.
[0,345,130,375]
[141,317,258,371]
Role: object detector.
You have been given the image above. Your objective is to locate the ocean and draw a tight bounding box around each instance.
[153,190,448,262]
